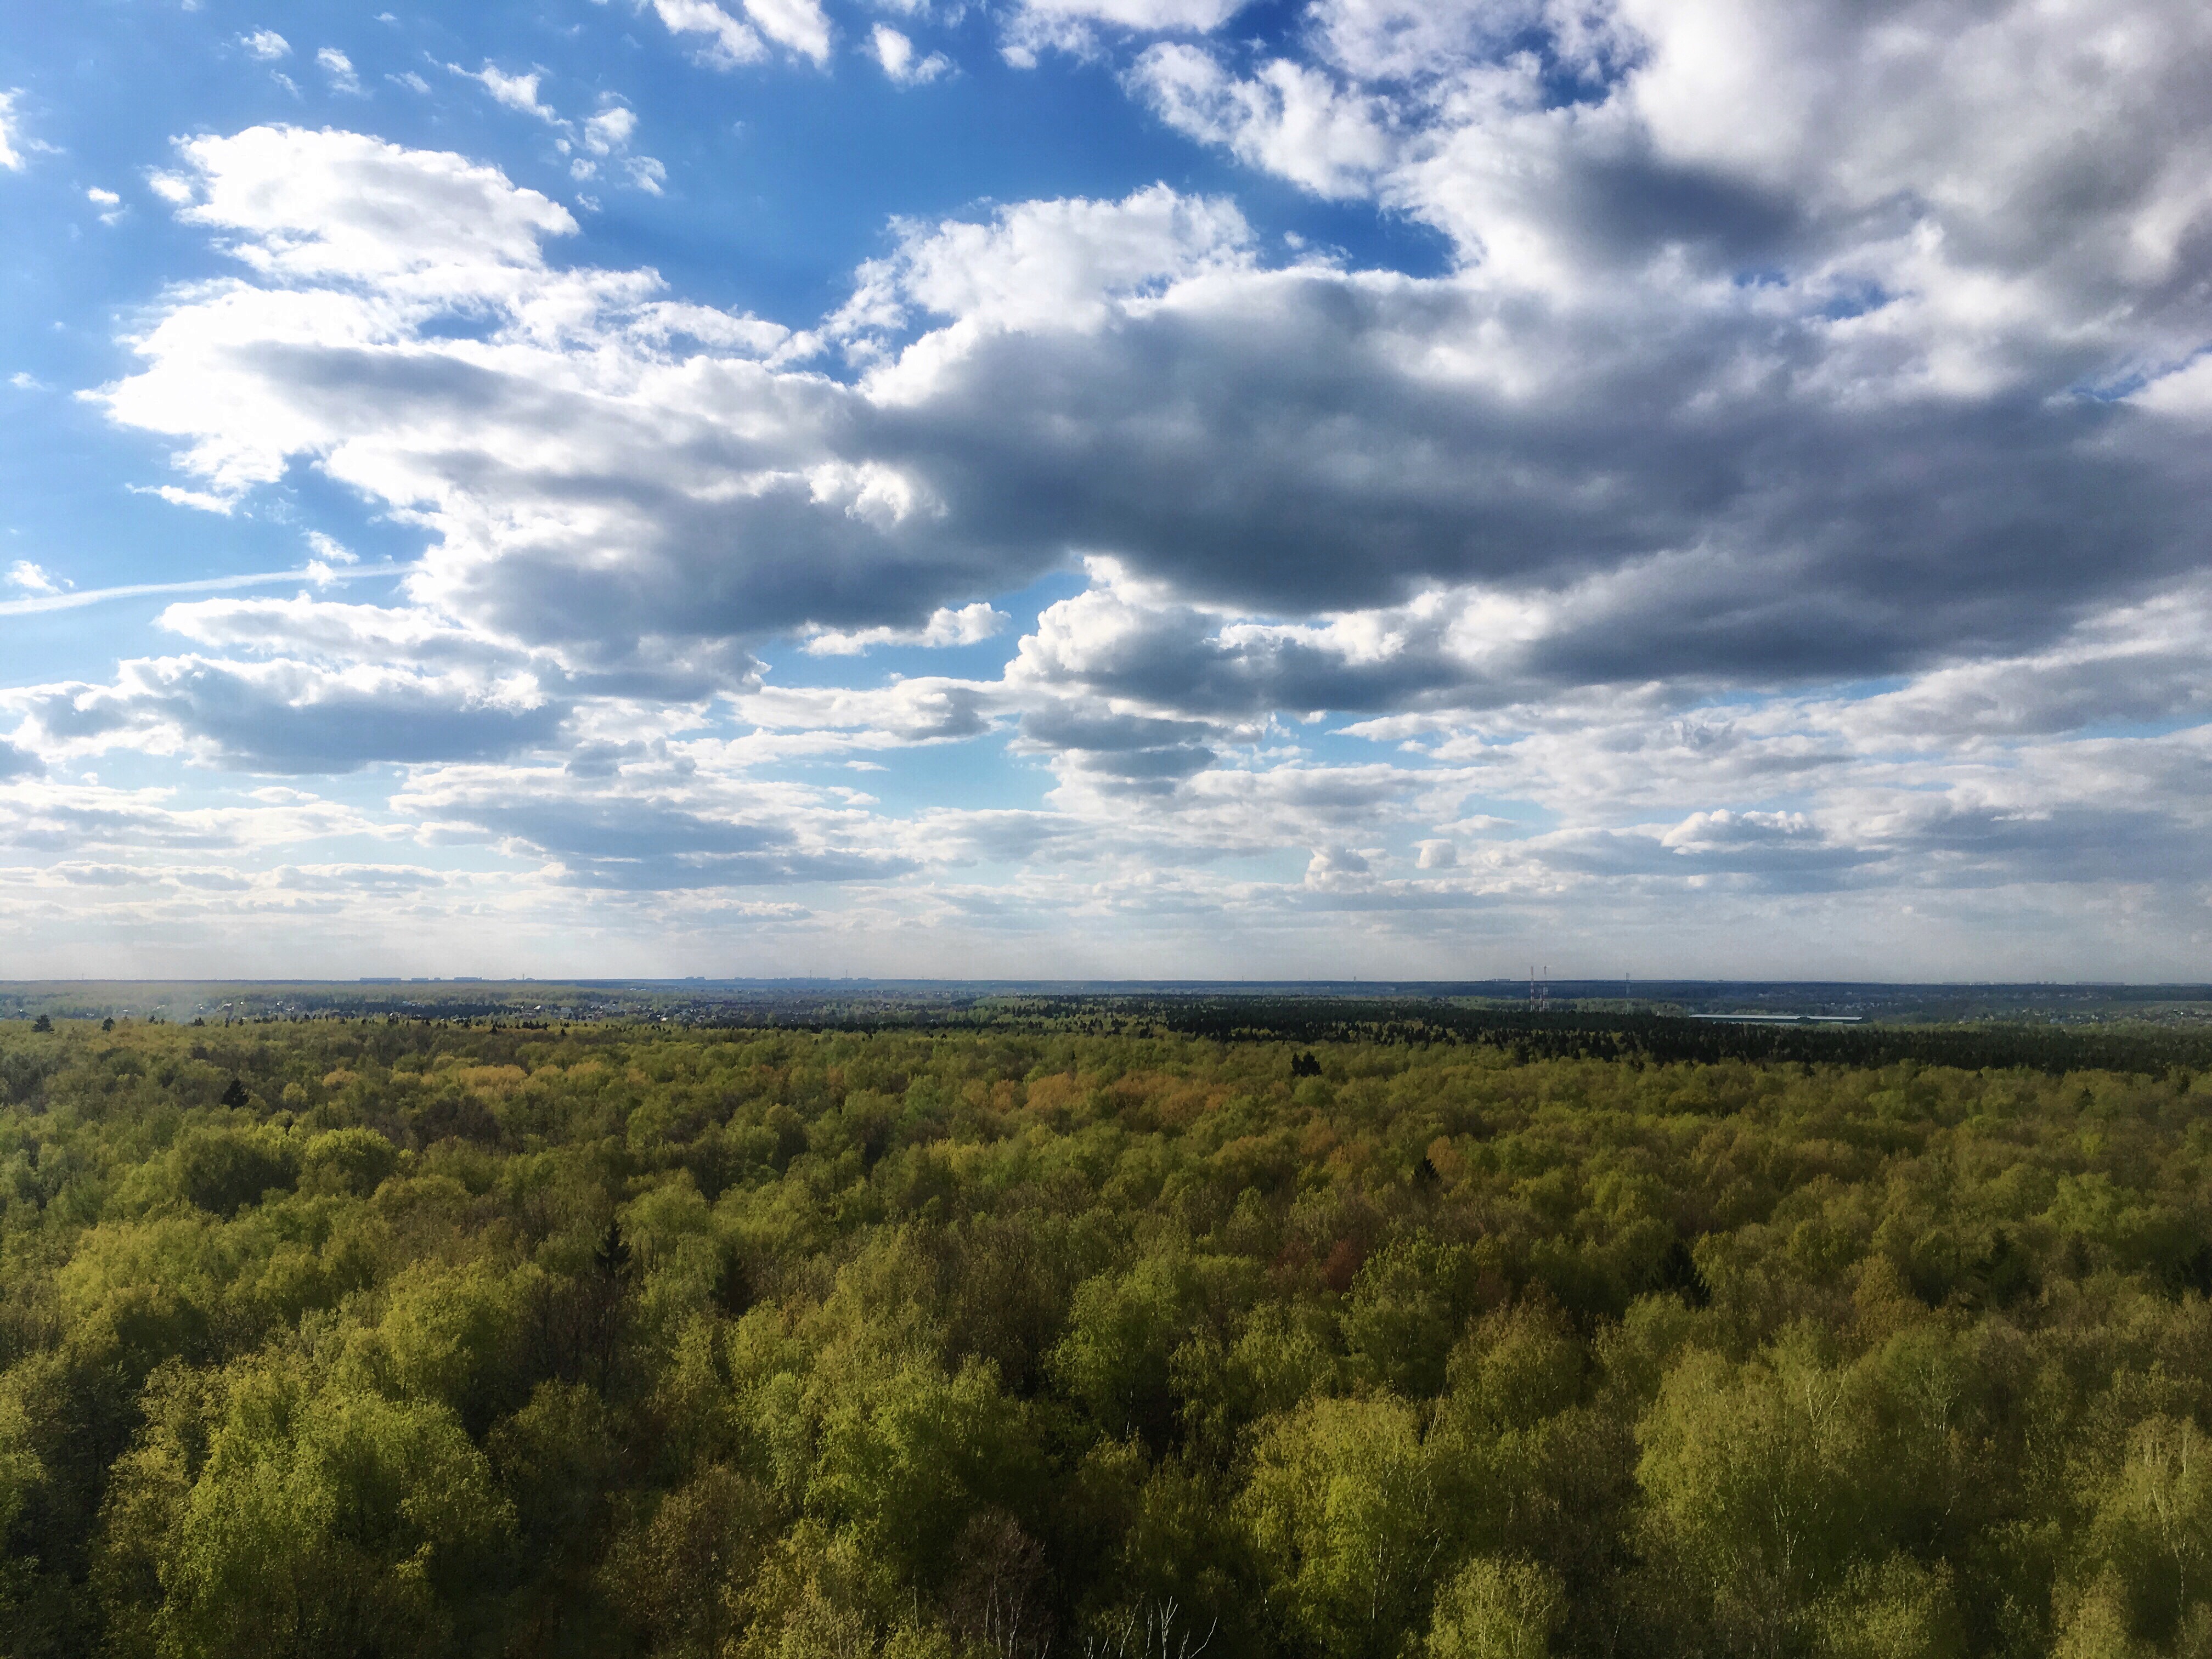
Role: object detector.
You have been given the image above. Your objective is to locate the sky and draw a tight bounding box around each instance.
[1,0,2210,981]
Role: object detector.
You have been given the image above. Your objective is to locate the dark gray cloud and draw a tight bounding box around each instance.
[13,658,567,774]
[396,765,917,889]
[879,284,2200,686]
[1874,800,2212,889]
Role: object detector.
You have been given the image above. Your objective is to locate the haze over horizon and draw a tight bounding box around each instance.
[3,0,2210,981]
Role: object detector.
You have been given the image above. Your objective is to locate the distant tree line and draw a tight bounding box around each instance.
[943,998,2212,1077]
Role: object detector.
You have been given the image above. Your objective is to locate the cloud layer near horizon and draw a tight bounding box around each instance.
[5,0,2212,978]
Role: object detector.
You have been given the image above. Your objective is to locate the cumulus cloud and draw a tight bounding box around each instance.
[1132,45,1391,198]
[395,757,910,889]
[318,48,364,95]
[832,182,1252,345]
[642,0,767,66]
[584,105,637,153]
[238,29,290,61]
[803,601,1009,654]
[639,0,832,67]
[7,561,67,595]
[871,25,952,86]
[109,101,2210,695]
[1002,0,1255,66]
[0,779,375,856]
[0,739,42,781]
[8,655,567,774]
[566,101,668,193]
[159,595,490,663]
[1304,0,1548,84]
[458,63,561,122]
[301,532,359,585]
[50,0,2212,968]
[91,113,2212,725]
[143,127,577,289]
[1028,0,1250,24]
[743,0,833,61]
[735,676,1004,743]
[0,90,23,171]
[95,135,1264,685]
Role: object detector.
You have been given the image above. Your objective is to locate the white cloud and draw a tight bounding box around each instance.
[458,63,561,123]
[1002,0,1250,64]
[302,531,360,585]
[734,676,1003,744]
[1132,45,1391,198]
[640,0,832,67]
[303,532,358,567]
[98,138,1259,689]
[0,90,25,172]
[136,484,239,514]
[8,651,567,774]
[318,48,364,95]
[1305,0,1545,83]
[872,25,952,86]
[1174,0,2212,359]
[93,119,2212,721]
[393,755,906,889]
[584,105,638,154]
[7,561,68,595]
[138,125,577,292]
[569,102,667,193]
[1025,0,1249,21]
[644,0,766,66]
[239,29,291,61]
[803,601,1011,654]
[0,738,42,781]
[1306,844,1371,879]
[97,112,2212,690]
[0,778,377,856]
[2134,351,2212,416]
[86,185,126,224]
[832,182,1253,348]
[743,0,833,62]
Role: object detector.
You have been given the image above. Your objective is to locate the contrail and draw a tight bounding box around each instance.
[0,562,415,618]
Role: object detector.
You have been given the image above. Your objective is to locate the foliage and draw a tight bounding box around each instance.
[3,1014,2212,1656]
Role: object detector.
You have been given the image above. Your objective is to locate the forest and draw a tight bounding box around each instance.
[6,1013,2212,1658]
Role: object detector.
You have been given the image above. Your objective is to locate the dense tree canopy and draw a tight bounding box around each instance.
[5,1015,2212,1657]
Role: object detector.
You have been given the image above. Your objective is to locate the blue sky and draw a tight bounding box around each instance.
[2,0,2211,979]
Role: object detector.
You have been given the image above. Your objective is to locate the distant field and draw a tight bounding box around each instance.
[6,1012,2212,1656]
